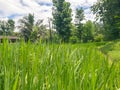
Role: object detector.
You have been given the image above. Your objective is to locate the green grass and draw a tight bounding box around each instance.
[99,40,120,61]
[0,40,120,90]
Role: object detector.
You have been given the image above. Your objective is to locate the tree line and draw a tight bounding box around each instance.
[0,0,119,43]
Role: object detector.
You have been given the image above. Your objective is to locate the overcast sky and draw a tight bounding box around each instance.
[0,0,97,25]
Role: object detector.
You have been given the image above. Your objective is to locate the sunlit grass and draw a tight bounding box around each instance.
[0,40,120,90]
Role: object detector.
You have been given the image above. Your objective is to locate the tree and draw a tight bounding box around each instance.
[91,0,120,40]
[18,13,47,42]
[0,19,15,35]
[93,22,104,42]
[69,24,79,43]
[0,20,8,35]
[34,19,47,41]
[74,8,85,42]
[18,13,34,42]
[82,20,95,42]
[52,0,72,42]
[75,8,84,25]
[8,19,15,34]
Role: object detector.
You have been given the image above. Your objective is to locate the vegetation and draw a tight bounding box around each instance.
[18,14,47,42]
[99,40,120,61]
[18,13,35,42]
[52,0,72,42]
[0,41,120,90]
[0,0,120,89]
[92,0,120,40]
[74,8,84,42]
[82,20,95,42]
[0,0,120,43]
[0,19,14,35]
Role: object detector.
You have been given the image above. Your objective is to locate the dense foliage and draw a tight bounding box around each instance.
[92,0,120,40]
[52,0,72,42]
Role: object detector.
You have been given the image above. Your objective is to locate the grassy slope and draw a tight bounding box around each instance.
[99,40,120,61]
[0,41,120,90]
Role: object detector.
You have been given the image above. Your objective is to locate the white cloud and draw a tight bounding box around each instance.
[0,0,97,26]
[66,0,97,22]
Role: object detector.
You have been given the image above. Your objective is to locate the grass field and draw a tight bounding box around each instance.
[0,40,120,90]
[99,40,120,61]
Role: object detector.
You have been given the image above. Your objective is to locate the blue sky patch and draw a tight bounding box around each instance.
[0,10,3,14]
[8,14,23,19]
[77,5,90,10]
[38,2,52,6]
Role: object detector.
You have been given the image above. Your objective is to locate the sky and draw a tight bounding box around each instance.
[0,0,97,25]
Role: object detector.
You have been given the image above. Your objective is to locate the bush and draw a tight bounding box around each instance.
[94,34,104,42]
[69,36,79,43]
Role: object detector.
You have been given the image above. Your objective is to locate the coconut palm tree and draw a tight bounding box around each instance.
[18,13,34,42]
[34,19,47,39]
[18,13,47,42]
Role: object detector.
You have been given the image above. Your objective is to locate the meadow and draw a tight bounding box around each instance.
[0,40,120,90]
